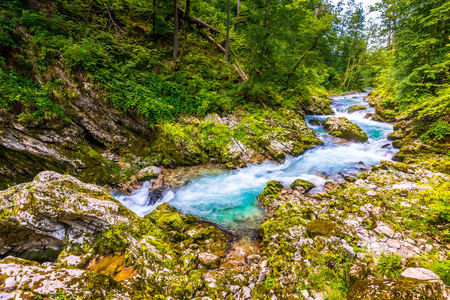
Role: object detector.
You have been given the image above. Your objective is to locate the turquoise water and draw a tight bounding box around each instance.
[115,91,396,236]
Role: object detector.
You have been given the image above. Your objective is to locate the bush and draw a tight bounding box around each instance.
[377,252,402,278]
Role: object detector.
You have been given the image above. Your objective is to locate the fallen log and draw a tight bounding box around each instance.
[178,8,221,34]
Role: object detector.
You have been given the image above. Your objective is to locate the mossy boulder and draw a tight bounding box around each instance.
[0,171,135,262]
[348,105,367,113]
[306,219,341,237]
[323,117,369,143]
[290,179,315,193]
[257,181,284,208]
[373,105,397,122]
[347,277,449,300]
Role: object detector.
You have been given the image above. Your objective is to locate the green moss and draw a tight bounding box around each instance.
[306,219,341,238]
[290,179,315,192]
[348,277,448,300]
[257,180,284,208]
[323,117,369,143]
[348,105,367,113]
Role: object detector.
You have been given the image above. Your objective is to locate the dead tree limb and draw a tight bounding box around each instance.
[178,8,220,34]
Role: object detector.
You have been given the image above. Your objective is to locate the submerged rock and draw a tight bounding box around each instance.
[323,117,369,143]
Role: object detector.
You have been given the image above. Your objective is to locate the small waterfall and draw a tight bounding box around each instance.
[114,91,397,235]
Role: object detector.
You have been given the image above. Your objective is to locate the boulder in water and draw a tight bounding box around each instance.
[290,179,315,193]
[308,118,322,126]
[323,117,369,143]
[257,181,284,209]
[347,105,367,113]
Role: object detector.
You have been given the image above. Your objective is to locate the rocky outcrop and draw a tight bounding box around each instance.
[151,109,323,168]
[0,171,134,262]
[297,95,334,116]
[0,67,154,189]
[323,117,369,142]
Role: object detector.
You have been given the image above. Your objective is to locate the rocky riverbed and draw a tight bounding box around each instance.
[0,92,449,299]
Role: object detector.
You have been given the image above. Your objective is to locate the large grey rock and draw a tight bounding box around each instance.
[0,171,134,261]
[401,268,441,281]
[137,166,162,180]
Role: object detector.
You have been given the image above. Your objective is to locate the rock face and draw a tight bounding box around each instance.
[0,67,153,189]
[323,117,369,142]
[0,171,134,262]
[347,105,367,113]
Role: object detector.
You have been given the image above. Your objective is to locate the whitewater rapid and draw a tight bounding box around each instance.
[114,91,397,235]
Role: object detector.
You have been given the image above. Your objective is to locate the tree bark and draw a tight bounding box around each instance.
[184,0,191,21]
[237,0,240,16]
[174,0,179,59]
[225,0,230,63]
[153,0,157,32]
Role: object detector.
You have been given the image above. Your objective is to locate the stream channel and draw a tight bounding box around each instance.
[114,91,397,237]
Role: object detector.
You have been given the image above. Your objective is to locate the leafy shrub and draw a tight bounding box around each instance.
[377,252,402,278]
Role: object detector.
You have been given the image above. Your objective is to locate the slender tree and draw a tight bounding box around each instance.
[174,0,179,59]
[225,0,230,62]
[237,0,240,16]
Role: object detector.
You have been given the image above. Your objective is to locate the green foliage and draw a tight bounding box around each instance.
[373,0,450,143]
[376,252,402,278]
[0,58,63,121]
[419,181,450,224]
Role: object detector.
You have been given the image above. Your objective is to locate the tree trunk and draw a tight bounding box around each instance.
[153,0,157,32]
[185,0,191,21]
[237,0,240,16]
[225,0,230,63]
[174,0,179,59]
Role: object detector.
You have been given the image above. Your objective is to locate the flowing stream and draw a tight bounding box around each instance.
[114,91,397,236]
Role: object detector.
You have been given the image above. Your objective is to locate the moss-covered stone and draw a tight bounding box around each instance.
[257,181,284,208]
[323,117,369,143]
[290,179,315,193]
[348,277,449,300]
[306,219,341,237]
[348,105,367,113]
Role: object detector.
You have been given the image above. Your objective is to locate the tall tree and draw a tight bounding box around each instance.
[174,0,179,59]
[225,0,230,62]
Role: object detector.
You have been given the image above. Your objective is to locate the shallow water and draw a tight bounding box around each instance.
[114,91,397,236]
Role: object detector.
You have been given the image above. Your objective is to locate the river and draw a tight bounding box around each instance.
[114,91,397,236]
